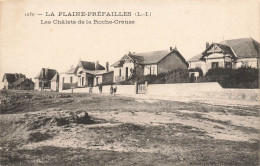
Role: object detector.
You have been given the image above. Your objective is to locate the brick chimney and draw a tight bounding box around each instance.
[106,62,109,72]
[95,61,99,70]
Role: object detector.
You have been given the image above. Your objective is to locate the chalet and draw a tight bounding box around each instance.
[188,38,260,76]
[111,47,188,82]
[12,78,35,90]
[2,73,26,89]
[34,68,59,91]
[59,60,113,90]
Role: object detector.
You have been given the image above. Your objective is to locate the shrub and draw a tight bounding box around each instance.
[204,67,259,88]
[119,68,189,84]
[189,67,203,77]
[28,132,53,142]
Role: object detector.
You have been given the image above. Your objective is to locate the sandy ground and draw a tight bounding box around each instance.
[0,90,259,165]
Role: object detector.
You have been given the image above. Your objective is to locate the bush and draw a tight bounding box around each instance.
[28,132,53,142]
[203,67,259,89]
[119,68,189,84]
[189,67,203,77]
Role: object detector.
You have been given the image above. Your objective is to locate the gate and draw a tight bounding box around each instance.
[136,82,148,94]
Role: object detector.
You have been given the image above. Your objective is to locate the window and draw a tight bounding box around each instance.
[119,68,121,77]
[152,67,155,75]
[211,62,219,69]
[126,67,128,78]
[70,77,73,83]
[225,62,232,69]
[149,66,152,75]
[62,77,65,83]
[243,61,249,67]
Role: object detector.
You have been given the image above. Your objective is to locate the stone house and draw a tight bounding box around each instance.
[111,47,188,82]
[188,38,260,76]
[34,68,59,91]
[59,60,113,90]
[1,73,26,89]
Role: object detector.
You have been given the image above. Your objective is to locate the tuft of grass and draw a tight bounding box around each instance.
[28,132,53,142]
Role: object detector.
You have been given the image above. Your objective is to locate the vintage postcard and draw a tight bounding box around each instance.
[0,0,259,165]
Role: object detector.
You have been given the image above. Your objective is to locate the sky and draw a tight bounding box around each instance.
[0,0,259,84]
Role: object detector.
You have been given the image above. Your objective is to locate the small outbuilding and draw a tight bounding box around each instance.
[12,78,35,90]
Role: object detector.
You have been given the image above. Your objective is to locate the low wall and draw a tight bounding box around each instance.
[220,89,259,101]
[148,83,258,101]
[61,82,258,101]
[147,82,223,96]
[61,83,78,90]
[61,85,136,95]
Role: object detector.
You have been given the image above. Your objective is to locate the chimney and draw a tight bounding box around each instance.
[106,62,109,72]
[206,42,210,49]
[170,47,173,51]
[95,61,99,70]
[45,68,48,77]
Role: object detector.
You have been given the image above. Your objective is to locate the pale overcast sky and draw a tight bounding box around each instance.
[0,0,259,81]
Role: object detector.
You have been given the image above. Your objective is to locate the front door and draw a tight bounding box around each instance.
[82,77,84,86]
[88,77,94,87]
[96,77,99,85]
[190,73,195,83]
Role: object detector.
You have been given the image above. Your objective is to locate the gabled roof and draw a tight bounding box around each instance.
[111,61,123,67]
[78,60,105,70]
[128,54,144,64]
[63,60,108,76]
[34,68,58,80]
[2,73,16,83]
[188,53,203,62]
[132,50,170,64]
[65,67,77,74]
[12,78,25,86]
[2,73,26,83]
[219,38,259,59]
[112,49,188,67]
[12,78,34,87]
[50,73,59,82]
[188,38,260,62]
